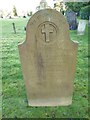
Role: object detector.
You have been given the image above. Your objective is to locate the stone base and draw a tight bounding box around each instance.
[28,97,72,106]
[77,31,84,35]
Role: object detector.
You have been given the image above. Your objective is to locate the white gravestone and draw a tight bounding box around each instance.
[77,20,86,35]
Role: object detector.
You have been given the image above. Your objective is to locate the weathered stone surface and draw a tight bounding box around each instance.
[18,9,78,106]
[77,20,86,35]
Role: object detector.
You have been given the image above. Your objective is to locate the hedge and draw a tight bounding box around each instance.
[80,5,90,20]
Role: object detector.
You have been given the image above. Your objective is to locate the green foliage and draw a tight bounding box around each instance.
[65,2,90,13]
[0,18,88,118]
[13,6,18,16]
[80,5,90,20]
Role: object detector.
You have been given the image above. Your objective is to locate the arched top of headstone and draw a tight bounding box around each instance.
[25,9,76,47]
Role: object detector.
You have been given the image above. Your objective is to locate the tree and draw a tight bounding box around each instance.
[13,6,18,16]
[65,2,90,14]
[80,5,90,20]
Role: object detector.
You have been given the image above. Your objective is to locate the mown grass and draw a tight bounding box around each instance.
[0,17,88,118]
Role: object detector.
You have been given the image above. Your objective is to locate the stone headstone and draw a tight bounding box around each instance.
[18,9,78,106]
[66,9,77,30]
[77,20,86,35]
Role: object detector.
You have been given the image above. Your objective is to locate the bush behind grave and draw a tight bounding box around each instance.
[80,5,90,20]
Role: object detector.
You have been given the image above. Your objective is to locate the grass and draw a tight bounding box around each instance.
[0,17,88,118]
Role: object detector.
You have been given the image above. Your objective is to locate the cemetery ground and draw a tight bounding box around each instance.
[1,18,88,118]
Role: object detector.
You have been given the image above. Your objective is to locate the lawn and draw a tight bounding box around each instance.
[0,17,88,119]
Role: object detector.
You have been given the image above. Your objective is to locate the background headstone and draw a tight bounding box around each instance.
[66,9,77,30]
[88,16,90,26]
[18,9,78,106]
[77,20,86,35]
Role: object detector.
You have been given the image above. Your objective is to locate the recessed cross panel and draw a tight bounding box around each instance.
[41,23,53,42]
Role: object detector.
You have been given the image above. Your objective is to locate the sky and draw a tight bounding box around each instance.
[0,0,88,14]
[0,0,55,13]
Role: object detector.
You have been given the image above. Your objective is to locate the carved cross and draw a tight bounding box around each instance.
[42,23,53,42]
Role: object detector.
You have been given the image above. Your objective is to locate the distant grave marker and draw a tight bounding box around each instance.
[77,20,86,35]
[66,9,77,30]
[24,26,26,31]
[12,23,16,34]
[18,9,78,106]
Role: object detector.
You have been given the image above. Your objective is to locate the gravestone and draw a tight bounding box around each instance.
[66,9,77,30]
[77,20,86,35]
[18,9,78,106]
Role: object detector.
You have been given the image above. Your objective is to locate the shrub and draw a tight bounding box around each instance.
[80,5,90,20]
